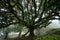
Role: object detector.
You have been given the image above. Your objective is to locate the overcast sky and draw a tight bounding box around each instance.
[48,20,60,28]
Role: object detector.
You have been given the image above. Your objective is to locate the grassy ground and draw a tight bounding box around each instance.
[2,34,60,40]
[0,28,60,40]
[7,36,36,40]
[36,28,60,40]
[36,34,60,40]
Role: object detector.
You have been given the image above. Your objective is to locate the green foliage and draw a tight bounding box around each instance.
[36,34,60,40]
[53,28,60,31]
[0,0,60,28]
[14,22,26,31]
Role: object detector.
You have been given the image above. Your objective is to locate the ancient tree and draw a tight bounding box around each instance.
[0,0,60,39]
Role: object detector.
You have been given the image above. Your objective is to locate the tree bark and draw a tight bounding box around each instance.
[29,28,35,40]
[4,32,8,39]
[23,30,29,36]
[18,30,22,38]
[29,29,34,37]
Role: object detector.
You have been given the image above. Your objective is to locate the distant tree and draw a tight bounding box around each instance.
[0,0,60,40]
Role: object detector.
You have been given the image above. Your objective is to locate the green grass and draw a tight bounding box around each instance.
[36,28,60,40]
[0,34,60,40]
[36,34,60,40]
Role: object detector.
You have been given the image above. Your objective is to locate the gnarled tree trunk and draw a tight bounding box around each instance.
[28,27,35,40]
[4,32,8,39]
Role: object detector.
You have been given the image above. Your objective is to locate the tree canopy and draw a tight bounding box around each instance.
[0,0,60,38]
